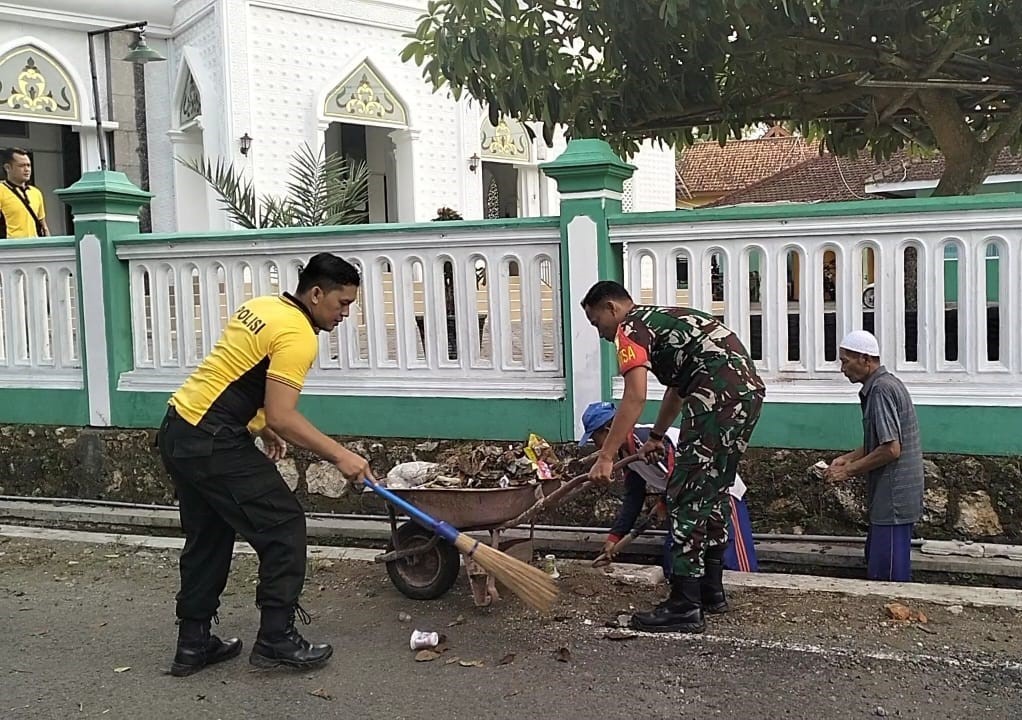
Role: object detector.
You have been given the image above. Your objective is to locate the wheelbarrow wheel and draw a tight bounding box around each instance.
[385,521,462,601]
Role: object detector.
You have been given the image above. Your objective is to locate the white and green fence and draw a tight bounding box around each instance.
[0,140,1020,454]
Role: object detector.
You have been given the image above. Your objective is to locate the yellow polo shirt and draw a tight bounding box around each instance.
[0,182,46,238]
[169,293,320,436]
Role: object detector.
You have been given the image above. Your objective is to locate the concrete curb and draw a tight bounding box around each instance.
[0,524,380,563]
[3,499,1021,578]
[4,524,1021,610]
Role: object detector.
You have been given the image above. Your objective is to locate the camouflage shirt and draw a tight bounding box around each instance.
[615,305,765,416]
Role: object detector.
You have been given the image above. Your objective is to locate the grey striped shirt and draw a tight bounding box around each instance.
[859,367,924,525]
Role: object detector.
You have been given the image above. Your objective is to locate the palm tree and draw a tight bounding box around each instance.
[178,143,371,229]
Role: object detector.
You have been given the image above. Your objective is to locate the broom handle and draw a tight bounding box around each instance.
[362,478,461,546]
[499,453,641,529]
[592,509,658,566]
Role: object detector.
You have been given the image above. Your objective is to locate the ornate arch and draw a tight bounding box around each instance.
[322,59,408,128]
[0,43,80,122]
[179,69,201,126]
[480,116,533,164]
[172,47,211,129]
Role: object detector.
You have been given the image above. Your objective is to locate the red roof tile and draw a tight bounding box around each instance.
[676,133,820,197]
[708,152,884,206]
[864,148,1022,185]
[684,139,1022,207]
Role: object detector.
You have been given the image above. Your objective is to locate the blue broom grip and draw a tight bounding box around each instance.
[363,478,461,545]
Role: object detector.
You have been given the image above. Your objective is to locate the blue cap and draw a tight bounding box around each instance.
[578,401,617,446]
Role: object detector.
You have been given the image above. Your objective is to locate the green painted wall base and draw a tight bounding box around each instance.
[113,390,568,441]
[300,395,567,440]
[637,401,1022,457]
[15,386,1016,455]
[0,389,88,426]
[2,386,1018,454]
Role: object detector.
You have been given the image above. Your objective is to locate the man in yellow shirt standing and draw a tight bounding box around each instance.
[158,252,375,676]
[0,148,49,239]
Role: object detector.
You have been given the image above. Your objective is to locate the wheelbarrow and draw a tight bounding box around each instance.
[371,454,639,607]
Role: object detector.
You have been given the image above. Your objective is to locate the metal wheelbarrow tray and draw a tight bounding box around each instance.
[384,480,563,531]
[371,455,638,608]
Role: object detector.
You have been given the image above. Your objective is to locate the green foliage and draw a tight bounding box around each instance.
[179,143,370,228]
[405,0,1022,193]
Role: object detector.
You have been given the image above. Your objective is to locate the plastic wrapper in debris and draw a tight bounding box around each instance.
[379,462,463,489]
[383,461,439,489]
[523,433,558,480]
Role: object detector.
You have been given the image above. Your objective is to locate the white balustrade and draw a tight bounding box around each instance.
[116,226,564,398]
[611,208,1022,406]
[0,239,81,388]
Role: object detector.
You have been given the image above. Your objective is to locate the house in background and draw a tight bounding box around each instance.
[0,1,678,234]
[706,146,1022,207]
[862,150,1022,199]
[674,126,816,208]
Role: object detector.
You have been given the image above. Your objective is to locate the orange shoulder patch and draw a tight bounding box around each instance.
[615,326,650,375]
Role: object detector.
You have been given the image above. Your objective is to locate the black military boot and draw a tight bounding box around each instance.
[701,547,729,614]
[170,616,243,677]
[249,604,333,670]
[629,576,705,634]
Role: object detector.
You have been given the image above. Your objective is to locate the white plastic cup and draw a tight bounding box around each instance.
[544,553,560,579]
[409,629,440,651]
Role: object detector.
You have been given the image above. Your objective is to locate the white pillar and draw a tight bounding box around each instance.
[76,127,102,174]
[389,128,420,222]
[316,121,330,159]
[168,120,225,231]
[519,165,544,217]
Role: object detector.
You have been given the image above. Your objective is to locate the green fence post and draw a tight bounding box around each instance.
[56,171,152,426]
[541,139,635,440]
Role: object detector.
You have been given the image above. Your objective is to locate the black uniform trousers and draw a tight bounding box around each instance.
[157,409,307,621]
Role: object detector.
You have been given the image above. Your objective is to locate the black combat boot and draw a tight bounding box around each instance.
[701,546,729,614]
[170,616,243,677]
[249,604,333,670]
[629,576,705,634]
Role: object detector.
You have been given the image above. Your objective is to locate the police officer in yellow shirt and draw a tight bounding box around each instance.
[0,148,48,239]
[158,253,374,676]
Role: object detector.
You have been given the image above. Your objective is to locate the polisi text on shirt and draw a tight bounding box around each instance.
[236,306,266,335]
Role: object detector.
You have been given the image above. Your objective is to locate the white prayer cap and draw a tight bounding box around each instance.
[839,330,880,357]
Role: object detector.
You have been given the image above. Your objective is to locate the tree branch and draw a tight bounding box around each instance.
[778,36,922,73]
[910,89,979,153]
[614,73,877,132]
[879,37,966,123]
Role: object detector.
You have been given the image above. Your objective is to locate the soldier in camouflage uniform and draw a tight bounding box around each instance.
[582,280,765,634]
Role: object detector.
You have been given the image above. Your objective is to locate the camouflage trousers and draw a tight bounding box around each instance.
[666,392,764,578]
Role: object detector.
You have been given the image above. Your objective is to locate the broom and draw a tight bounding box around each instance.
[363,478,559,612]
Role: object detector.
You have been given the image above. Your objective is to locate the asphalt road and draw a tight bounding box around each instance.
[2,536,1021,720]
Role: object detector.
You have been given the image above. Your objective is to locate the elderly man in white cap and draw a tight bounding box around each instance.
[825,330,924,582]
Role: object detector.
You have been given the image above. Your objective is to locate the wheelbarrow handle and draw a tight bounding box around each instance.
[499,453,641,529]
